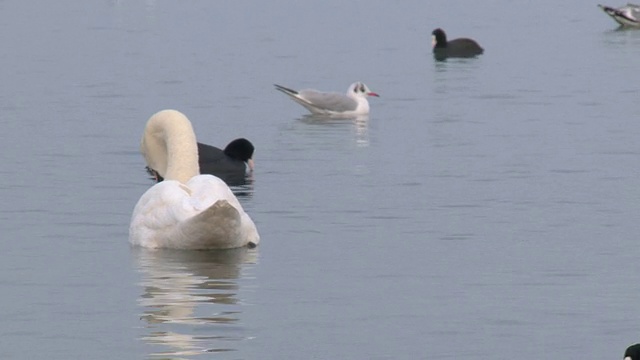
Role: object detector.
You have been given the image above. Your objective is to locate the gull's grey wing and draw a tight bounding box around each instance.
[274,84,299,97]
[298,90,358,113]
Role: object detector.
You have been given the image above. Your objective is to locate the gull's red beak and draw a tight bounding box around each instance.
[367,92,380,97]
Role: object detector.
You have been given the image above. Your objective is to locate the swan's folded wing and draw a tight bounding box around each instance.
[185,175,242,210]
[129,182,193,247]
[173,200,243,249]
[130,176,259,249]
[186,175,259,246]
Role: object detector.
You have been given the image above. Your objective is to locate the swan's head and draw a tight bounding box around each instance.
[348,82,379,99]
[146,166,164,182]
[224,138,255,171]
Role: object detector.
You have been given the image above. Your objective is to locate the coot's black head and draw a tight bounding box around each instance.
[431,28,447,48]
[224,138,254,162]
[625,344,640,359]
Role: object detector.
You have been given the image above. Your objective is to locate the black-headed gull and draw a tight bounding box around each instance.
[598,3,640,27]
[431,28,483,61]
[274,82,379,116]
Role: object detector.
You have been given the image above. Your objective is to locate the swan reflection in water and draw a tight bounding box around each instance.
[133,247,258,358]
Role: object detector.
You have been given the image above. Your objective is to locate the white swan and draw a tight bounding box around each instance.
[129,109,260,249]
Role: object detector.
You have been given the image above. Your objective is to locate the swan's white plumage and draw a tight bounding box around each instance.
[129,109,259,249]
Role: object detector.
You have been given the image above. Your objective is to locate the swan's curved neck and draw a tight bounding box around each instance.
[141,110,199,184]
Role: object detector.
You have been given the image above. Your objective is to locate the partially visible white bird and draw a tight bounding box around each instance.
[274,82,379,115]
[129,109,260,250]
[598,3,640,27]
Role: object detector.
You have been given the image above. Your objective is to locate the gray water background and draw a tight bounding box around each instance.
[1,0,640,359]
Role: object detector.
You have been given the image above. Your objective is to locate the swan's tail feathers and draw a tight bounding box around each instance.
[274,84,299,97]
[176,200,243,249]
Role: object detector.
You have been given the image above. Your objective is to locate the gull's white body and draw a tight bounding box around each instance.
[129,109,259,249]
[274,82,379,116]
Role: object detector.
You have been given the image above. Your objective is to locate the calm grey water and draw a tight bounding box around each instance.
[1,0,640,359]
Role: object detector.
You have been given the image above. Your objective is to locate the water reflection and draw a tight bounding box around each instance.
[298,114,370,147]
[133,248,258,358]
[229,182,255,200]
[602,29,640,50]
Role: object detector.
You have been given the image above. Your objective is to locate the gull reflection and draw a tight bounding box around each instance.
[133,248,258,358]
[299,114,370,148]
[352,115,369,148]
